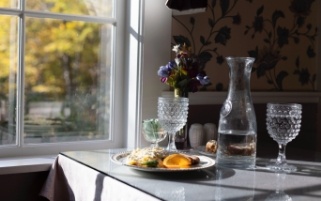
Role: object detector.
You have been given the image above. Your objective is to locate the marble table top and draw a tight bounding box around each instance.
[61,149,321,201]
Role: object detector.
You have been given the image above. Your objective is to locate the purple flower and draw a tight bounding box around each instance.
[196,74,210,85]
[160,77,168,83]
[167,61,176,70]
[157,65,170,77]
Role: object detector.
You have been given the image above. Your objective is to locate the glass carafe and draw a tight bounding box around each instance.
[216,57,257,169]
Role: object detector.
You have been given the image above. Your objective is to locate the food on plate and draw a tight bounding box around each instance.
[163,153,200,168]
[126,147,169,168]
[182,154,200,165]
[163,154,191,168]
[205,140,218,153]
[126,147,200,168]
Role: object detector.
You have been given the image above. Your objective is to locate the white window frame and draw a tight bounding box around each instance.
[0,0,176,157]
[0,0,126,157]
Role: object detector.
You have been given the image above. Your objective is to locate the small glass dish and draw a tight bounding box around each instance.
[142,119,167,147]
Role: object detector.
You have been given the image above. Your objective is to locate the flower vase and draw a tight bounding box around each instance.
[174,88,190,150]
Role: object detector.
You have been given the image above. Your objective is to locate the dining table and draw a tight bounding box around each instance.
[40,148,321,201]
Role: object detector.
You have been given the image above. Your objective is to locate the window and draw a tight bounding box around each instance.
[0,0,125,157]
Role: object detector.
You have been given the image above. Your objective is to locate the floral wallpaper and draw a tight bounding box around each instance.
[171,0,319,91]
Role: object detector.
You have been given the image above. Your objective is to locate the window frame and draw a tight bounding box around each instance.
[0,0,126,157]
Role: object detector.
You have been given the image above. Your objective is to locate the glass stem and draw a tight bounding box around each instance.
[276,144,287,165]
[167,132,177,151]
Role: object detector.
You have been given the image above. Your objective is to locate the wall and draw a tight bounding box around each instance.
[139,0,172,147]
[171,0,319,91]
[161,0,321,157]
[139,1,321,150]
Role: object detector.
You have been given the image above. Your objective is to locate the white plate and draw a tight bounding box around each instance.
[111,151,215,172]
[195,146,216,157]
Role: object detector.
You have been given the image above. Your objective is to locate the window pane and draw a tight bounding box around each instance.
[25,17,112,143]
[0,0,19,8]
[26,0,113,17]
[0,15,18,145]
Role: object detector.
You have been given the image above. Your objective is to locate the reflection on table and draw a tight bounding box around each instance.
[41,149,321,201]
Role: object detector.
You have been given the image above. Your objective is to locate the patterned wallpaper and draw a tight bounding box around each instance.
[171,0,319,91]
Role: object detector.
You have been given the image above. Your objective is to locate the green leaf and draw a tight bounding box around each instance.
[142,160,158,167]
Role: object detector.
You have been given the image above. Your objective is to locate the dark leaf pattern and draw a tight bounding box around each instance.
[199,51,213,68]
[272,10,285,27]
[220,0,229,16]
[306,46,315,58]
[293,56,315,89]
[242,0,317,90]
[172,0,317,91]
[208,18,215,28]
[296,17,305,27]
[256,64,266,78]
[216,56,224,64]
[277,26,289,47]
[256,5,264,16]
[232,14,241,24]
[215,26,231,45]
[200,36,211,46]
[190,17,195,25]
[173,35,191,47]
[212,0,217,7]
[276,71,289,90]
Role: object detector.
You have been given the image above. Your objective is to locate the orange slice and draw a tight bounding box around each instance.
[163,154,192,168]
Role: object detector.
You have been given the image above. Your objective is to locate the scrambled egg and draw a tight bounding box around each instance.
[126,147,169,168]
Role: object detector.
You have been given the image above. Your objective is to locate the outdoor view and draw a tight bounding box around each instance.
[0,0,113,145]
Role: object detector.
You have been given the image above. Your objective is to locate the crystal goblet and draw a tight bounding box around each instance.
[142,119,167,147]
[266,103,302,173]
[157,97,189,151]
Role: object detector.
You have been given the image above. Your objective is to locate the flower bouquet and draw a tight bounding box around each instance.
[157,44,210,97]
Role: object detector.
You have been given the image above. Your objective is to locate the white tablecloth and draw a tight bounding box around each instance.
[40,154,160,201]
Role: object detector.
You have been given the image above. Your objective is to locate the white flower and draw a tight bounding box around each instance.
[172,44,180,53]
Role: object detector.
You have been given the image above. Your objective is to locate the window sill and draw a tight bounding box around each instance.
[0,155,56,175]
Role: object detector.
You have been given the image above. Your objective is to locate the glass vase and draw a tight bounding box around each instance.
[216,57,257,169]
[174,88,189,150]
